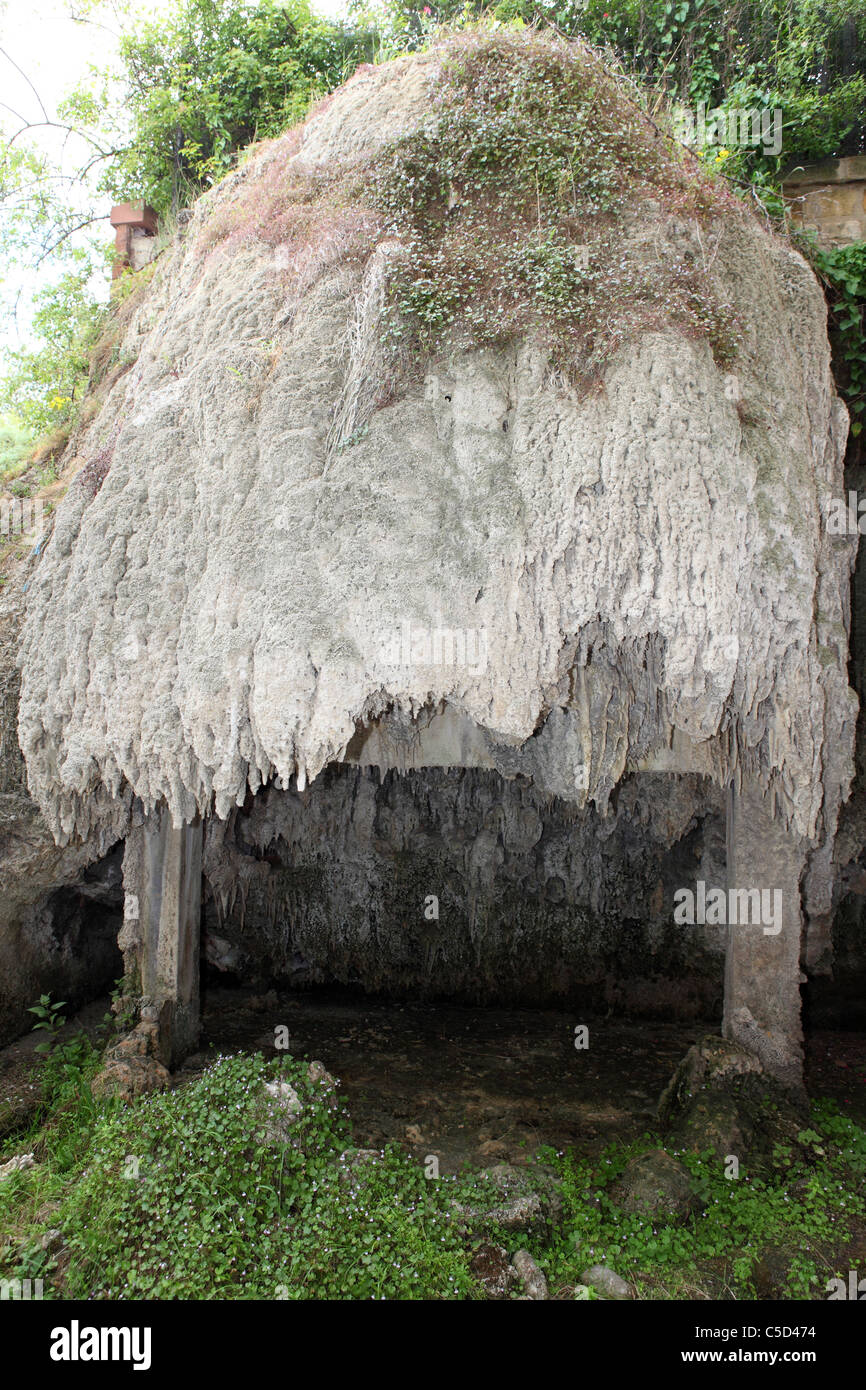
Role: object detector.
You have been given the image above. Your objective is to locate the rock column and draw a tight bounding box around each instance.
[120,807,202,1068]
[723,782,807,1092]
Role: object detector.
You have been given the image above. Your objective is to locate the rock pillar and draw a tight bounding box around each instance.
[120,807,203,1068]
[723,782,807,1092]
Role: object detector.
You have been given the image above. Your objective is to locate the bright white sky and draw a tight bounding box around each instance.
[0,0,352,359]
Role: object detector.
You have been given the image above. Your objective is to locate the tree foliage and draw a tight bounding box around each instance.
[391,0,866,166]
[0,0,378,433]
[68,0,379,214]
[0,253,108,437]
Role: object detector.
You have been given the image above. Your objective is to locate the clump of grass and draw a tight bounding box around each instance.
[0,1005,112,1289]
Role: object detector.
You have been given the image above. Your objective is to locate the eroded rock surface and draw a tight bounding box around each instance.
[14,38,854,870]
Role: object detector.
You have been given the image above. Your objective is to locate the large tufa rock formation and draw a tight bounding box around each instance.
[11,32,858,1081]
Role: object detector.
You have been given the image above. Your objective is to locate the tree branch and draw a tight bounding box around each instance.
[5,119,113,156]
[77,147,125,180]
[36,213,110,265]
[0,99,31,127]
[0,46,49,124]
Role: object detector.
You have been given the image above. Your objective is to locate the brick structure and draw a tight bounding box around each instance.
[110,202,159,279]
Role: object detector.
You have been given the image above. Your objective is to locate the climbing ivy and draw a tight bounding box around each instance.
[390,0,866,168]
[815,241,866,437]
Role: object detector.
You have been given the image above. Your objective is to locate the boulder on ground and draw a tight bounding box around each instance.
[307,1059,336,1088]
[0,1152,36,1181]
[470,1241,518,1299]
[451,1162,558,1240]
[255,1078,303,1143]
[510,1249,548,1300]
[580,1264,632,1300]
[658,1034,809,1163]
[91,1056,170,1100]
[657,1035,763,1129]
[612,1148,702,1222]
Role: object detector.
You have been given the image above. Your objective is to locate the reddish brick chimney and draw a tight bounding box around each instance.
[110,203,159,279]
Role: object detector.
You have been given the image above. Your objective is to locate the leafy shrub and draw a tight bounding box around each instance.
[814,240,866,436]
[414,0,866,164]
[0,260,107,437]
[0,413,33,484]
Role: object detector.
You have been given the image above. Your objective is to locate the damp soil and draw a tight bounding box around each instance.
[2,988,863,1164]
[183,986,866,1174]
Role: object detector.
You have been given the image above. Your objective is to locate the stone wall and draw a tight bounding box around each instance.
[783,156,866,247]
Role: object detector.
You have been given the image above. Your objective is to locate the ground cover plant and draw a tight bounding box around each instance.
[1,1013,864,1301]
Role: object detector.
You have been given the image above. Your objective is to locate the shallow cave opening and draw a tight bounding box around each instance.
[0,842,125,1050]
[184,763,866,1168]
[200,764,728,1014]
[45,872,124,1007]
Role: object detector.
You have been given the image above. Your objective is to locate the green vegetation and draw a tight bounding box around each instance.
[376,2,866,412]
[0,413,32,485]
[57,1054,479,1299]
[535,1103,866,1298]
[199,29,744,381]
[0,0,379,436]
[815,241,866,435]
[0,258,107,438]
[1,1048,481,1300]
[22,996,107,1124]
[73,0,380,215]
[402,0,866,175]
[367,31,742,374]
[1,1021,864,1300]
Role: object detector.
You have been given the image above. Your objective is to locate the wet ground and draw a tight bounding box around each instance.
[188,986,866,1173]
[805,1029,866,1122]
[2,987,863,1164]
